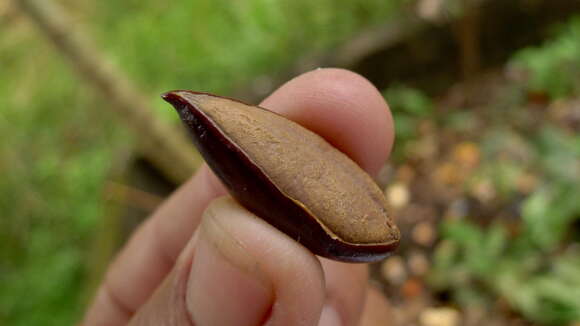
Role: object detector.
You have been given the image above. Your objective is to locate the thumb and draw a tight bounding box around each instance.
[129,197,326,326]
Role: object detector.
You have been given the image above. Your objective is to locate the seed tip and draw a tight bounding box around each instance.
[161,91,192,111]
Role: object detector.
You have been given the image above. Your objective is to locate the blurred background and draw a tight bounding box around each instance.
[1,0,579,325]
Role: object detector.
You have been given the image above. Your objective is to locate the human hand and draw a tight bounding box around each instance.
[82,68,395,326]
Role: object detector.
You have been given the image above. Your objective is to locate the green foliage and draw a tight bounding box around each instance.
[432,219,580,324]
[431,124,580,324]
[511,16,580,98]
[385,85,434,117]
[89,0,408,121]
[522,183,579,251]
[0,31,124,324]
[382,85,434,159]
[476,128,535,199]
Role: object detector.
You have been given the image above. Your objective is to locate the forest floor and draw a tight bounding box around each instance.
[372,66,580,325]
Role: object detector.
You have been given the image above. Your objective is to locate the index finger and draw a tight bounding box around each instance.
[82,68,394,325]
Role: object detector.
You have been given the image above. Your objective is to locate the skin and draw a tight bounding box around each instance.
[82,68,395,326]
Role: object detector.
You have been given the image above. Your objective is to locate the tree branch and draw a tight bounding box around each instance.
[16,0,200,184]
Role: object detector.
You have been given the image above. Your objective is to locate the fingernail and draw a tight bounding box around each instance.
[187,209,273,326]
[319,303,343,326]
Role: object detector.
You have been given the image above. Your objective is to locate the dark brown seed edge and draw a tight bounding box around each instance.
[162,90,399,263]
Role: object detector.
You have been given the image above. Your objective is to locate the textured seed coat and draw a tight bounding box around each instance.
[163,90,400,262]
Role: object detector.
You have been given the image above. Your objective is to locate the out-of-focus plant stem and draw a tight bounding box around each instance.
[16,0,201,184]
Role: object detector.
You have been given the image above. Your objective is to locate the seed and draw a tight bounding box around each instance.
[162,90,400,262]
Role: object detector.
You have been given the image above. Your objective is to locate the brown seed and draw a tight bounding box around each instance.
[162,90,400,262]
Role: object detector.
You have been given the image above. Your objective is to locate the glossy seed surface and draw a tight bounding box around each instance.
[162,90,400,262]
